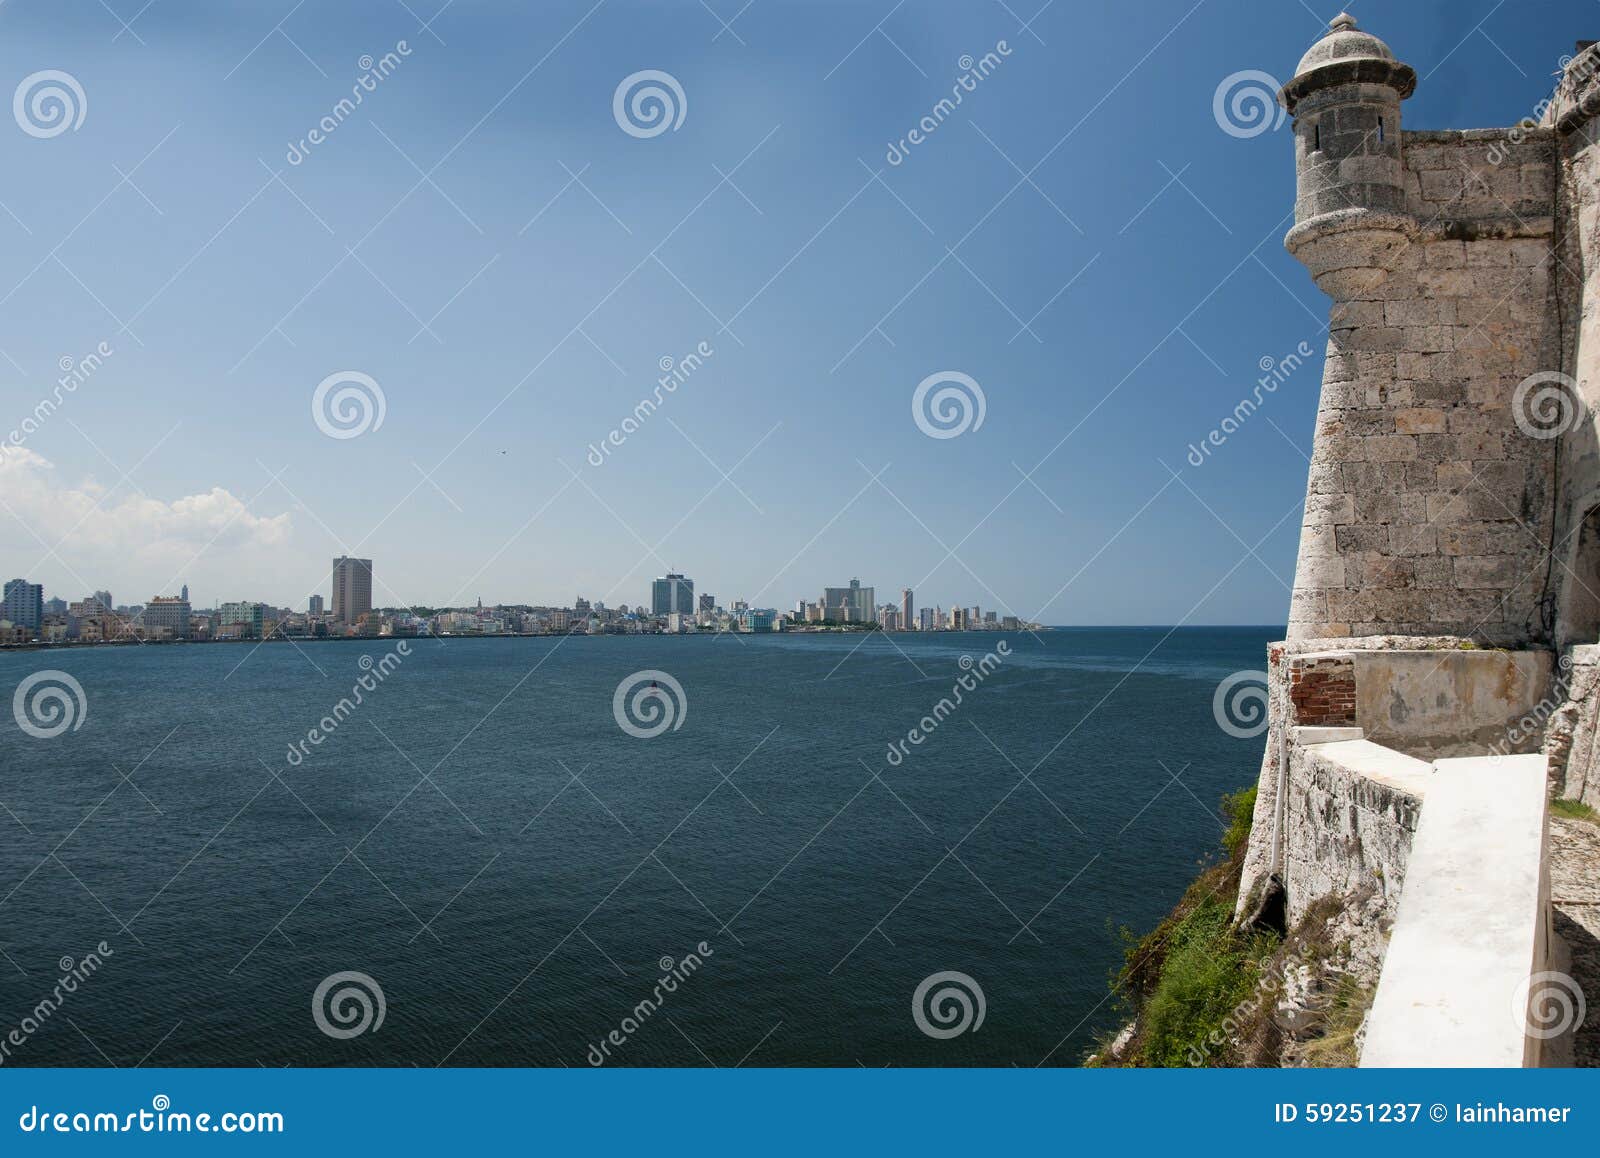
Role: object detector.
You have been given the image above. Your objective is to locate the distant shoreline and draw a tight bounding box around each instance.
[0,624,1285,654]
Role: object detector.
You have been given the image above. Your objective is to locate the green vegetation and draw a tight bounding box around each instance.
[1551,797,1600,824]
[1094,782,1383,1068]
[1095,784,1280,1066]
[1135,895,1277,1066]
[1221,784,1256,856]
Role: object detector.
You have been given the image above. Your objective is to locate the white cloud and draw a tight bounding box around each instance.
[0,448,293,597]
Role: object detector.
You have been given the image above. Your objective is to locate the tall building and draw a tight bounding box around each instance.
[699,593,716,613]
[331,557,373,624]
[901,588,914,630]
[309,594,324,616]
[2,579,43,631]
[93,589,113,611]
[143,594,192,639]
[822,579,874,623]
[651,573,694,616]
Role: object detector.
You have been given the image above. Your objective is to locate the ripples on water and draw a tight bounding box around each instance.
[0,626,1277,1066]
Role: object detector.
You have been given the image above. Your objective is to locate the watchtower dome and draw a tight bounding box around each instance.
[1280,14,1417,298]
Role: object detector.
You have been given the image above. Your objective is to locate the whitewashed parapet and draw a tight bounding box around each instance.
[1361,755,1552,1067]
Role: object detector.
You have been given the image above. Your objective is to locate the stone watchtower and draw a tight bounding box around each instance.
[1276,14,1558,644]
[1281,13,1415,299]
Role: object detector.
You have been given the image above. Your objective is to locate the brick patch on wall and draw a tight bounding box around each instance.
[1289,653,1358,726]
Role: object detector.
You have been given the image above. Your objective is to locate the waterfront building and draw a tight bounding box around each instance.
[739,608,776,632]
[651,573,694,616]
[331,556,373,624]
[309,594,324,616]
[2,579,44,632]
[822,579,874,623]
[901,588,914,631]
[143,594,192,639]
[67,596,121,641]
[919,607,934,632]
[218,601,266,639]
[879,606,899,631]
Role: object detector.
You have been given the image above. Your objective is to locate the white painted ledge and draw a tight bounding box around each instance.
[1360,754,1550,1067]
[1305,737,1435,799]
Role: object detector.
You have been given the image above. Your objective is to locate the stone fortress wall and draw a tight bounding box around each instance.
[1236,15,1600,1066]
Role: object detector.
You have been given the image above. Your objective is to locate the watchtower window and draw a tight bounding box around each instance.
[1313,123,1320,151]
[1377,118,1384,143]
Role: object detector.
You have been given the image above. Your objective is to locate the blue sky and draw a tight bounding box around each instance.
[0,0,1585,621]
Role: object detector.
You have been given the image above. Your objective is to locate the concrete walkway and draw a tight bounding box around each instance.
[1550,816,1600,1067]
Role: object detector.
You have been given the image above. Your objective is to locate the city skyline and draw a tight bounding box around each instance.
[0,561,1037,628]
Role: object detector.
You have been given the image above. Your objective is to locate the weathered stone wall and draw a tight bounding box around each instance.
[1280,737,1429,927]
[1238,639,1558,919]
[1546,646,1600,808]
[1287,127,1561,643]
[1352,648,1554,757]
